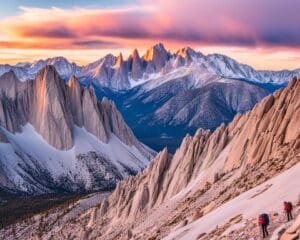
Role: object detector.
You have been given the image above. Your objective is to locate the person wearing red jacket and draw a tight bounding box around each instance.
[284,201,293,221]
[258,214,269,238]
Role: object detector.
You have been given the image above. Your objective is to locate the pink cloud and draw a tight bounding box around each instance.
[0,0,299,50]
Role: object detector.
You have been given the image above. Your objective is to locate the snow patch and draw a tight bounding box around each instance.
[0,124,149,192]
[165,162,300,240]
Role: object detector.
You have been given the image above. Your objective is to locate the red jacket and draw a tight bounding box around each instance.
[284,202,292,212]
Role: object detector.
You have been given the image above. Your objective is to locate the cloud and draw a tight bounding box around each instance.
[23,26,76,39]
[0,0,299,50]
[72,40,120,48]
[142,0,300,47]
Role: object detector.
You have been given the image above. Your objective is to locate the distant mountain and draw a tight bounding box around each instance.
[1,43,298,88]
[0,57,81,81]
[0,43,299,151]
[0,66,155,195]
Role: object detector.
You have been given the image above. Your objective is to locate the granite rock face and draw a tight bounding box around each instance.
[0,71,30,133]
[81,86,109,143]
[0,65,147,150]
[31,65,74,150]
[67,75,84,126]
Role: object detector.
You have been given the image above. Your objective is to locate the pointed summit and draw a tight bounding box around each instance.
[176,47,201,64]
[67,76,84,126]
[46,56,69,65]
[177,47,196,57]
[67,75,80,89]
[0,70,27,133]
[144,43,167,61]
[32,65,74,150]
[130,48,143,80]
[92,62,110,87]
[115,53,124,68]
[35,65,69,97]
[132,48,140,59]
[0,70,20,98]
[111,53,130,90]
[0,69,18,81]
[153,42,166,52]
[144,43,169,72]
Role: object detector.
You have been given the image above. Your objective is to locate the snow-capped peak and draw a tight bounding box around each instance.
[0,44,298,89]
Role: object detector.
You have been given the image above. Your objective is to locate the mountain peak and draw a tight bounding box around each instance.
[153,42,165,51]
[67,75,80,89]
[46,56,70,64]
[33,65,74,150]
[37,65,59,83]
[0,69,18,82]
[0,69,20,100]
[177,47,195,57]
[143,43,169,71]
[144,43,167,61]
[115,53,124,67]
[129,49,143,80]
[132,48,140,59]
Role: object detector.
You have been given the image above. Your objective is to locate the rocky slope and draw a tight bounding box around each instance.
[2,77,298,239]
[0,66,155,195]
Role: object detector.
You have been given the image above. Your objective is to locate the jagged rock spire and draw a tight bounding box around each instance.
[130,48,143,80]
[115,53,124,68]
[32,65,74,150]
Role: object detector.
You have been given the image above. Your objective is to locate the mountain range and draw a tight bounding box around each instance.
[1,44,299,88]
[1,44,299,151]
[1,74,299,240]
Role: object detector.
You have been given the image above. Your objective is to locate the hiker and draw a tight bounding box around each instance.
[258,213,269,238]
[284,201,293,221]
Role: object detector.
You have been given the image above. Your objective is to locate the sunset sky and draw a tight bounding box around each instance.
[0,0,299,70]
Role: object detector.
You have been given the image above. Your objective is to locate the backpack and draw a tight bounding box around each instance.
[261,213,269,225]
[284,202,292,211]
[259,215,266,225]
